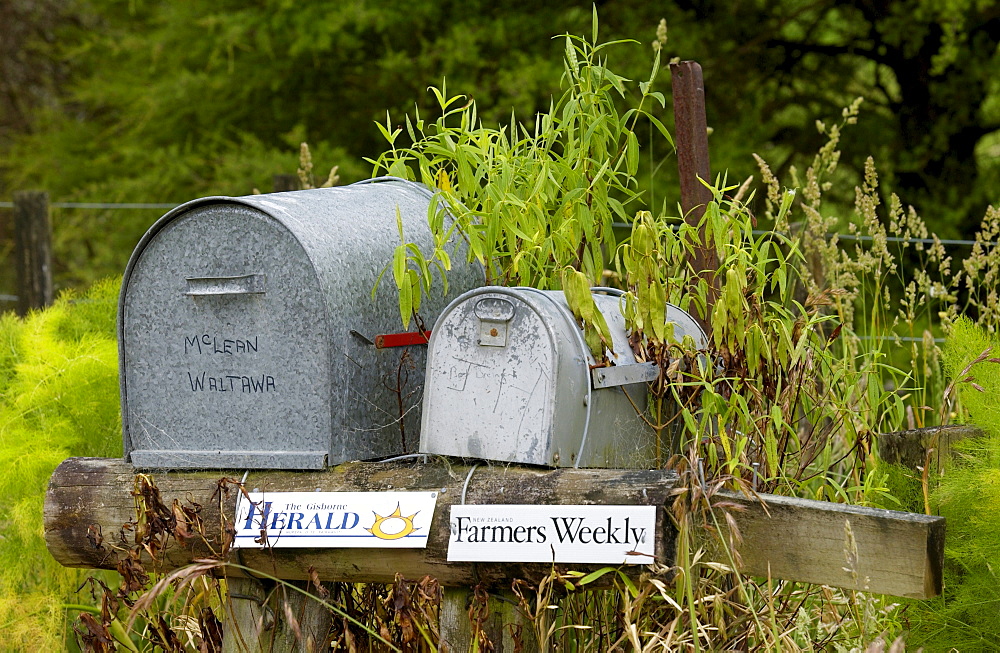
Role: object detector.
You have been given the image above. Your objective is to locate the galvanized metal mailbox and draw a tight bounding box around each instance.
[119,178,481,469]
[419,286,706,468]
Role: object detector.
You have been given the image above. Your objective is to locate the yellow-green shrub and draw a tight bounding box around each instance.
[0,279,121,649]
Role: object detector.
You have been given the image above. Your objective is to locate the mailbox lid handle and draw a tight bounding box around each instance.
[474,296,516,322]
[184,274,266,296]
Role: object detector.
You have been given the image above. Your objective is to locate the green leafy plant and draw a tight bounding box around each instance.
[371,8,669,355]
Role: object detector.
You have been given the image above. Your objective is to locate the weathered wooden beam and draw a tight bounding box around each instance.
[878,424,982,471]
[45,458,945,599]
[45,457,679,586]
[717,491,944,599]
[13,190,54,316]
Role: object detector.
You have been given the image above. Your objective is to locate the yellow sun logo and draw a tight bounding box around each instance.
[367,504,419,540]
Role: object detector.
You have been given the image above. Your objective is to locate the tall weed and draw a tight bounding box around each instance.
[371,13,912,650]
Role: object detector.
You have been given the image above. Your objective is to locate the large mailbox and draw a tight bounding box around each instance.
[419,286,706,468]
[119,178,482,470]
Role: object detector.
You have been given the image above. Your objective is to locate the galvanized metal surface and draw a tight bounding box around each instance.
[120,178,482,470]
[420,287,707,468]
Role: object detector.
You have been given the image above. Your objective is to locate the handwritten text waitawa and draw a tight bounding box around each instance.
[187,372,276,393]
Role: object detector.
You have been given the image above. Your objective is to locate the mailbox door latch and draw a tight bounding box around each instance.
[474,297,516,347]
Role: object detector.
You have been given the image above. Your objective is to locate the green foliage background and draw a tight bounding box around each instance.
[0,280,121,648]
[2,1,1000,648]
[2,0,1000,299]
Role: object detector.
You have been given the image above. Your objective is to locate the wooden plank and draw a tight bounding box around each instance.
[878,424,982,471]
[44,458,945,598]
[44,457,678,586]
[13,190,53,315]
[716,491,944,599]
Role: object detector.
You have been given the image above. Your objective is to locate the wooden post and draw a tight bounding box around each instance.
[267,582,334,652]
[878,424,982,472]
[13,190,53,316]
[222,577,271,652]
[273,174,300,193]
[439,587,475,652]
[222,576,334,652]
[439,587,535,653]
[671,61,717,336]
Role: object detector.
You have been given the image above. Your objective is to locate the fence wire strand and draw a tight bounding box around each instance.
[0,201,176,209]
[0,203,994,311]
[0,201,995,246]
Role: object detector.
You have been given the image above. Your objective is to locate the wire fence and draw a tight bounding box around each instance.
[0,201,176,209]
[0,201,994,247]
[1,201,995,313]
[610,222,998,248]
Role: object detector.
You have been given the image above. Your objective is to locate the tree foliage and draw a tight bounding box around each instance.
[2,1,999,294]
[666,0,1000,235]
[2,0,595,289]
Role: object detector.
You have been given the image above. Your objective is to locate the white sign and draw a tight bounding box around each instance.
[233,491,437,548]
[448,505,657,564]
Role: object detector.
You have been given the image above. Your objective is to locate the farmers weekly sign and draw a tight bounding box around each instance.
[447,504,657,564]
[233,491,438,548]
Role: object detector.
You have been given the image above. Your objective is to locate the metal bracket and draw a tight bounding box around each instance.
[475,297,516,347]
[591,362,660,389]
[374,331,432,349]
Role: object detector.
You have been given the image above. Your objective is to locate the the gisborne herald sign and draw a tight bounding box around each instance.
[233,491,439,548]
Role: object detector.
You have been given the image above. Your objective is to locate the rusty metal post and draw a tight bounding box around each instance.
[671,61,717,336]
[13,190,54,316]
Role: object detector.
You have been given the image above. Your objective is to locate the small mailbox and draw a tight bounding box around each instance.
[419,286,706,468]
[119,178,481,470]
